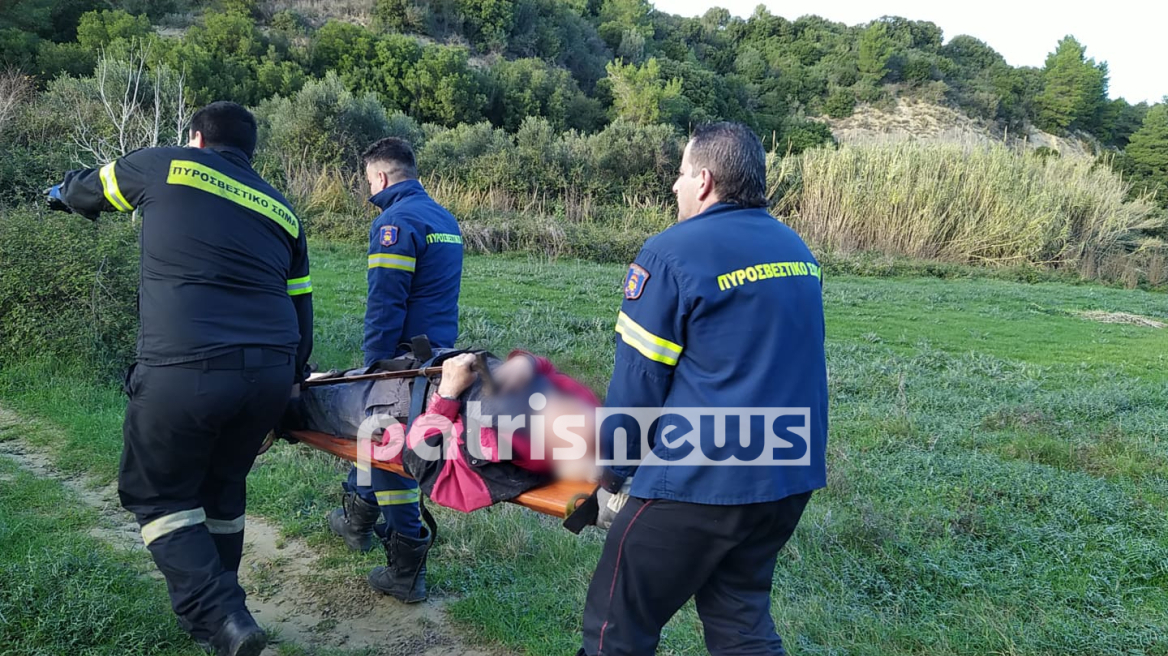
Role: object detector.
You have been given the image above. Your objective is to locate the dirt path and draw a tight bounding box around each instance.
[0,408,498,656]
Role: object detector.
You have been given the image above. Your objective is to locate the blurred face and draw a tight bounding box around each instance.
[540,396,599,483]
[366,164,390,197]
[671,142,714,221]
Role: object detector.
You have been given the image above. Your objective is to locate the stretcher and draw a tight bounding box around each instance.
[289,429,598,519]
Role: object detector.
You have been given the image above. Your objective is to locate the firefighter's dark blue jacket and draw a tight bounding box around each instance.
[602,202,828,505]
[364,180,463,364]
[58,145,313,381]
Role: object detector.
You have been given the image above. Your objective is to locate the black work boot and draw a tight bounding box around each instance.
[327,491,380,553]
[368,525,432,603]
[208,610,267,656]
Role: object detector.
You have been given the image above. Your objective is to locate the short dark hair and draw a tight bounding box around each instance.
[687,122,768,208]
[362,137,418,179]
[189,101,258,159]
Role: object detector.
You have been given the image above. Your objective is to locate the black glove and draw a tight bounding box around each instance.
[45,184,100,221]
[45,185,71,213]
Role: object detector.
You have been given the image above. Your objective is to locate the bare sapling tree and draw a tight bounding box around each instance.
[0,69,31,138]
[69,40,191,168]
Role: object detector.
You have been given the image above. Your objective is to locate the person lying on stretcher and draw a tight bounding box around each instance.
[294,350,601,513]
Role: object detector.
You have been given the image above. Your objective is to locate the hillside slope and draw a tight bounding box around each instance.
[823,98,1098,156]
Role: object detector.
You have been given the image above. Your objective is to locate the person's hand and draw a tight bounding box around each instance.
[257,431,276,456]
[45,185,71,214]
[495,355,535,393]
[595,479,632,530]
[437,353,478,398]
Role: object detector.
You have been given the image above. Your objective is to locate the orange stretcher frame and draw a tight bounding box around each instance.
[289,429,597,519]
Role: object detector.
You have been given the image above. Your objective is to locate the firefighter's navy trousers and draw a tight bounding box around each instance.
[119,348,294,639]
[580,491,812,656]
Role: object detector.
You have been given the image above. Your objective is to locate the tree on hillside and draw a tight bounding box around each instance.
[857,21,896,85]
[257,72,391,170]
[75,10,151,52]
[1036,36,1108,135]
[1100,98,1148,149]
[596,0,652,52]
[487,57,603,131]
[1123,103,1168,206]
[456,0,515,52]
[373,0,429,33]
[605,57,682,125]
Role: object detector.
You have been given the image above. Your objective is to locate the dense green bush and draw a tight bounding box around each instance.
[0,209,138,376]
[0,82,75,204]
[486,57,604,132]
[256,72,392,171]
[411,117,679,201]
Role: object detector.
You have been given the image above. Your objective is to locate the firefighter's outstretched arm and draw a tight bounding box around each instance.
[52,149,153,219]
[364,219,419,364]
[600,247,687,490]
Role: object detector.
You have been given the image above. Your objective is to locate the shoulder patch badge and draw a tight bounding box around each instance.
[379,225,399,247]
[624,264,650,300]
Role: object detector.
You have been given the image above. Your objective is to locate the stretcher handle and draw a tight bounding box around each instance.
[302,366,444,388]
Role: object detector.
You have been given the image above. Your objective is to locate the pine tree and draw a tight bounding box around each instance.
[1036,36,1108,135]
[858,22,895,84]
[1125,103,1168,206]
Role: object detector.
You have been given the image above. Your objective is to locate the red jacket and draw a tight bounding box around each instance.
[366,352,598,512]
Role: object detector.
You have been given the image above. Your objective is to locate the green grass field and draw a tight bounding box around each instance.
[0,454,198,655]
[2,241,1168,654]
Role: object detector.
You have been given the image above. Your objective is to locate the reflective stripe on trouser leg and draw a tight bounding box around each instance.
[205,514,246,534]
[145,519,245,640]
[371,468,423,538]
[142,508,207,546]
[375,489,421,506]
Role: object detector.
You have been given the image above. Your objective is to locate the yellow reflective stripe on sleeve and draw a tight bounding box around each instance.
[99,162,133,212]
[368,253,417,272]
[205,514,246,535]
[166,160,299,238]
[375,489,421,506]
[141,508,206,546]
[615,311,683,366]
[287,275,312,296]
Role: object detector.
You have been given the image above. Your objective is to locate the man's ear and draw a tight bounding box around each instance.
[696,168,715,201]
[188,130,205,148]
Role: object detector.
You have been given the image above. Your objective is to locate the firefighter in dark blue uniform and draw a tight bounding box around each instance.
[580,123,828,656]
[48,102,312,656]
[326,137,463,603]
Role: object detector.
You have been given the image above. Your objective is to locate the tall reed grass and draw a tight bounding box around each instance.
[281,140,1165,286]
[769,141,1164,279]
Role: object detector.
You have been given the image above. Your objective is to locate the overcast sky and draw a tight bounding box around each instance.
[652,0,1166,104]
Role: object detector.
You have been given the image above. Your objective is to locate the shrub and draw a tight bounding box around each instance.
[75,9,152,52]
[582,119,680,199]
[256,72,392,171]
[824,88,856,119]
[417,121,513,188]
[0,82,76,204]
[0,209,138,377]
[486,57,603,132]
